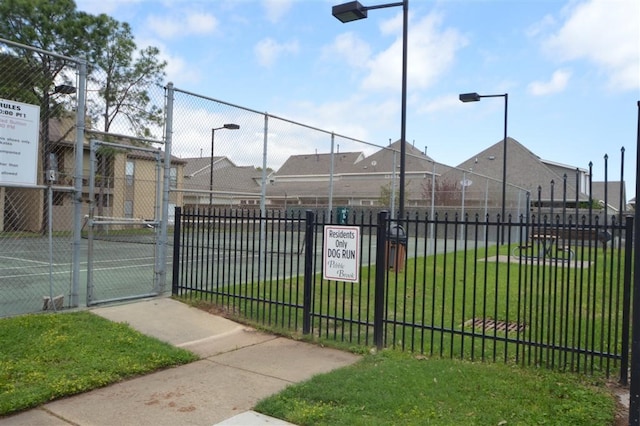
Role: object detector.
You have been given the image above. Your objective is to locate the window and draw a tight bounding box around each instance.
[126,160,135,186]
[124,200,133,218]
[170,167,177,189]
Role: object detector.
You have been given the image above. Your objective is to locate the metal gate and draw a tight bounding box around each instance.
[85,135,168,305]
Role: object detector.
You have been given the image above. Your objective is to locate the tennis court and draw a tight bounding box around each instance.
[0,235,160,317]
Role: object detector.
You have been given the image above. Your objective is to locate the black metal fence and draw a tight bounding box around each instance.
[172,203,632,380]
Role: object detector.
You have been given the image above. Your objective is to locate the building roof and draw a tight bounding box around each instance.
[268,140,441,204]
[276,151,365,176]
[449,137,588,202]
[182,156,261,194]
[49,116,187,165]
[591,181,627,212]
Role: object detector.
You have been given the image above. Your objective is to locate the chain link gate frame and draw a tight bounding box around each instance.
[84,134,170,306]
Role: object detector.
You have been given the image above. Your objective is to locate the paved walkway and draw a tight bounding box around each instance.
[1,297,361,426]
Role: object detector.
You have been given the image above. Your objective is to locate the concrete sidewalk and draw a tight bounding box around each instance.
[1,297,361,426]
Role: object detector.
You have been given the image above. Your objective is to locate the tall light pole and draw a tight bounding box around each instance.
[333,0,408,218]
[459,92,508,243]
[209,123,239,207]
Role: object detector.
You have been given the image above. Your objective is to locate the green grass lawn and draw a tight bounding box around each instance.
[0,311,198,416]
[183,243,627,373]
[255,350,618,426]
[0,304,622,425]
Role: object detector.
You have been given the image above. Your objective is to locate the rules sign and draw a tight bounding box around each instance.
[323,225,360,283]
[0,98,40,186]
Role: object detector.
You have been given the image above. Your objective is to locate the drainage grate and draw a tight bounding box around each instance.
[464,318,525,333]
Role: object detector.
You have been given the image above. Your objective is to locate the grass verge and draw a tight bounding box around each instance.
[0,311,198,416]
[255,350,616,426]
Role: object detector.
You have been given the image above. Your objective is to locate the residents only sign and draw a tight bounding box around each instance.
[323,225,360,282]
[0,98,40,186]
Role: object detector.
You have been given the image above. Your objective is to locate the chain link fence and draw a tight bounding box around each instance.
[0,38,85,316]
[169,87,524,220]
[0,36,569,317]
[83,62,170,305]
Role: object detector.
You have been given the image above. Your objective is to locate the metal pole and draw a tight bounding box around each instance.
[328,133,335,218]
[47,185,56,311]
[157,83,173,294]
[461,171,466,242]
[391,150,397,218]
[71,60,86,307]
[209,128,215,207]
[630,100,640,424]
[398,0,408,219]
[374,210,388,349]
[42,90,51,235]
[430,160,435,252]
[302,210,315,334]
[260,114,269,216]
[501,93,508,244]
[484,178,489,244]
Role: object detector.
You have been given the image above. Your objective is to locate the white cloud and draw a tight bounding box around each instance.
[417,94,461,114]
[262,0,293,23]
[139,36,202,85]
[362,12,467,92]
[322,32,372,68]
[146,11,218,39]
[526,14,556,38]
[164,53,202,85]
[254,38,300,68]
[528,69,571,96]
[543,0,640,90]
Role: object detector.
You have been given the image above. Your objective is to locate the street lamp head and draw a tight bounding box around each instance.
[332,1,367,22]
[53,84,76,95]
[222,123,240,130]
[459,92,481,103]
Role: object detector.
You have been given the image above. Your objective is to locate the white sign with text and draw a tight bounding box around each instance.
[323,225,360,283]
[0,98,40,186]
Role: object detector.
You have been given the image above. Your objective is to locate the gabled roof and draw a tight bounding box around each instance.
[451,137,586,201]
[350,140,435,174]
[274,140,434,177]
[276,151,365,176]
[268,140,442,203]
[182,156,237,178]
[591,181,626,212]
[182,157,261,194]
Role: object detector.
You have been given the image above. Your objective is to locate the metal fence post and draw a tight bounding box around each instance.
[171,206,182,296]
[71,59,86,308]
[302,210,315,334]
[156,82,174,293]
[621,215,633,385]
[374,211,388,349]
[630,100,640,424]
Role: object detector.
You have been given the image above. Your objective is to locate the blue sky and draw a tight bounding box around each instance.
[76,0,639,194]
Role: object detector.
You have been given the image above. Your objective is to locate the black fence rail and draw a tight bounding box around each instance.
[172,206,632,380]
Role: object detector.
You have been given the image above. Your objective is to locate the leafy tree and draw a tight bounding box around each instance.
[0,0,167,217]
[85,16,166,214]
[88,17,166,138]
[0,53,43,104]
[0,0,107,99]
[0,0,109,230]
